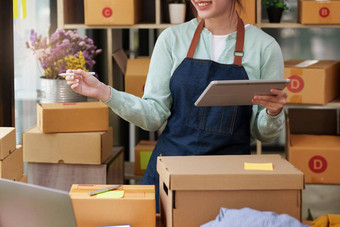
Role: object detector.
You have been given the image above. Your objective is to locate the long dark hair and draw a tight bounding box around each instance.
[189,0,243,18]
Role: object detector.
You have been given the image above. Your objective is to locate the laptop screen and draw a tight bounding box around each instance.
[0,178,77,227]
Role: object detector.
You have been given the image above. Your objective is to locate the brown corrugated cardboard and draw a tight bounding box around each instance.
[84,0,142,25]
[70,184,156,227]
[125,58,151,98]
[0,145,23,181]
[298,0,340,24]
[18,174,28,183]
[286,108,340,184]
[23,126,113,164]
[112,49,151,98]
[0,127,16,160]
[237,0,256,24]
[284,60,340,105]
[37,102,109,133]
[157,155,304,227]
[134,140,157,175]
[27,147,124,191]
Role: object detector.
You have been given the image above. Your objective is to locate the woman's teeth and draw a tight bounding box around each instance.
[197,2,211,7]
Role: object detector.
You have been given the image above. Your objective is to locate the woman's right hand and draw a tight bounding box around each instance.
[65,69,111,102]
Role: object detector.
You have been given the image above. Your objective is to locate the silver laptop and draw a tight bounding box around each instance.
[0,178,77,227]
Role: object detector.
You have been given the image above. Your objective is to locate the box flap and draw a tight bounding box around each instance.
[285,59,339,69]
[287,108,338,135]
[126,58,150,77]
[39,102,107,110]
[157,155,304,190]
[112,49,128,74]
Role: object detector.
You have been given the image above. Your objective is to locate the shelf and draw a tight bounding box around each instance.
[285,98,340,109]
[260,20,340,29]
[62,23,174,30]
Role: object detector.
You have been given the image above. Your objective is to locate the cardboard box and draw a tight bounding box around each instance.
[70,184,156,227]
[298,0,340,24]
[23,126,113,164]
[18,174,28,183]
[37,102,109,133]
[134,140,157,175]
[0,145,23,181]
[84,0,142,25]
[27,147,124,191]
[286,108,340,184]
[284,60,340,105]
[125,58,151,98]
[157,155,304,227]
[0,127,16,160]
[237,0,256,24]
[112,49,150,98]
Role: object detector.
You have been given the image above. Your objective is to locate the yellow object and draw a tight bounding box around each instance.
[311,214,340,227]
[96,190,124,198]
[244,162,273,171]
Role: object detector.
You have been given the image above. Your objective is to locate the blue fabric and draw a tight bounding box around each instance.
[201,208,310,227]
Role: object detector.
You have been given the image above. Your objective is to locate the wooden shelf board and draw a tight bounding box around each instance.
[62,23,174,30]
[260,20,340,28]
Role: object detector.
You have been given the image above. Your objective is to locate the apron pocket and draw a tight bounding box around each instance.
[186,106,238,135]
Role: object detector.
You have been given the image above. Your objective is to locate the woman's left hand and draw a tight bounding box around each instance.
[252,89,288,116]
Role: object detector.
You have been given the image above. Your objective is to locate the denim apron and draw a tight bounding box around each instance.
[141,17,252,212]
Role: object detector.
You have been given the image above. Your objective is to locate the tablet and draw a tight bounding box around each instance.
[194,79,290,106]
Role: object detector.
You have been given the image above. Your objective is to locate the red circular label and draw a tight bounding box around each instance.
[102,7,113,18]
[142,84,145,92]
[309,156,327,173]
[287,75,304,93]
[319,7,330,18]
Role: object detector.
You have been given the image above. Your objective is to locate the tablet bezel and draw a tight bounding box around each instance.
[194,79,290,107]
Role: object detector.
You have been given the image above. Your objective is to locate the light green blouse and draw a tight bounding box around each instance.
[104,19,285,143]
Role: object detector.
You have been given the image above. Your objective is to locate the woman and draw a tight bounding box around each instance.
[66,0,287,212]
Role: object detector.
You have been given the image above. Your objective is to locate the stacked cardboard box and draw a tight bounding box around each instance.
[0,127,24,181]
[134,140,157,175]
[70,184,156,227]
[284,59,340,105]
[286,108,340,184]
[23,102,123,191]
[157,155,304,227]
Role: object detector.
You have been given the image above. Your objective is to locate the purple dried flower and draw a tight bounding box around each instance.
[27,28,102,79]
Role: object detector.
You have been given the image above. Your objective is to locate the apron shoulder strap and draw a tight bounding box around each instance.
[187,19,204,58]
[233,17,245,66]
[186,17,245,66]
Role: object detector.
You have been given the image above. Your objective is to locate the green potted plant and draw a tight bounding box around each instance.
[262,0,290,23]
[168,0,187,24]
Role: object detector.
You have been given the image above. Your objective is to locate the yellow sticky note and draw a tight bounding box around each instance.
[96,191,124,198]
[244,162,273,171]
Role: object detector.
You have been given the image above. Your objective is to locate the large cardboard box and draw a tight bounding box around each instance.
[70,184,156,227]
[237,0,256,25]
[84,0,142,25]
[134,140,157,175]
[286,108,340,184]
[23,126,113,164]
[0,127,16,160]
[27,147,124,191]
[284,60,340,105]
[298,0,340,24]
[157,155,304,227]
[37,102,109,133]
[0,145,23,181]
